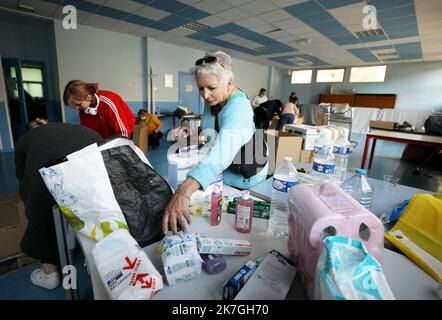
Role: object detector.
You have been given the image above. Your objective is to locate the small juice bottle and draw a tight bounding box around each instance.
[210,184,222,226]
[235,190,254,233]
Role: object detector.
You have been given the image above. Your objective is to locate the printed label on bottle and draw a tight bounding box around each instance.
[314,146,331,155]
[333,146,350,155]
[272,178,299,193]
[236,205,251,229]
[312,161,335,174]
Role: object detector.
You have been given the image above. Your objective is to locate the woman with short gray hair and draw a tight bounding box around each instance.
[162,51,268,234]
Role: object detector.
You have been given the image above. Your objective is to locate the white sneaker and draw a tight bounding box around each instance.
[30,268,61,290]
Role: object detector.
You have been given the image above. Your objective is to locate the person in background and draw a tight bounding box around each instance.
[15,122,103,289]
[278,94,300,132]
[138,109,163,149]
[251,88,268,109]
[253,99,282,130]
[63,80,135,139]
[27,117,48,130]
[162,51,268,234]
[290,91,302,114]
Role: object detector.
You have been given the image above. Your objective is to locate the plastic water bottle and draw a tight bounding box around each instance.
[312,129,335,182]
[341,168,374,210]
[333,130,351,183]
[268,156,299,237]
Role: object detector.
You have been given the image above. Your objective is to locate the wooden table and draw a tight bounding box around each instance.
[361,129,442,170]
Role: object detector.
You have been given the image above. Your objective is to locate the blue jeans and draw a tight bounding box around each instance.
[278,113,295,131]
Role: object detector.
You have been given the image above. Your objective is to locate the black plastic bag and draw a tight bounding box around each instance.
[424,113,442,136]
[101,145,173,247]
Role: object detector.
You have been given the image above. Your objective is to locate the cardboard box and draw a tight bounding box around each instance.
[300,150,314,163]
[17,200,28,237]
[268,116,280,130]
[0,210,22,261]
[196,235,253,255]
[369,120,397,130]
[265,130,303,175]
[296,116,303,124]
[234,250,297,300]
[132,124,149,154]
[222,259,261,300]
[275,132,303,169]
[0,194,28,261]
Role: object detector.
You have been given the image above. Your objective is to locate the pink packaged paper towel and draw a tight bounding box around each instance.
[287,182,383,298]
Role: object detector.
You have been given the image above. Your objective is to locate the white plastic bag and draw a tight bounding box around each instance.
[39,144,128,241]
[314,236,395,300]
[92,229,163,299]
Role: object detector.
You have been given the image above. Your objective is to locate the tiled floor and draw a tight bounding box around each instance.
[0,135,440,299]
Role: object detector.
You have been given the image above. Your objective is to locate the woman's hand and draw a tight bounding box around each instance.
[162,177,201,235]
[162,192,192,234]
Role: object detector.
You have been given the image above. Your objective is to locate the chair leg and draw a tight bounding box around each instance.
[413,147,441,174]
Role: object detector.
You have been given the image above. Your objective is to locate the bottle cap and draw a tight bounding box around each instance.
[241,190,250,200]
[284,156,293,162]
[356,168,367,175]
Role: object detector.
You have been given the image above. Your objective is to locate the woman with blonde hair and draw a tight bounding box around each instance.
[162,51,268,234]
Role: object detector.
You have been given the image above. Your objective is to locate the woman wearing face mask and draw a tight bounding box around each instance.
[138,109,163,149]
[63,80,135,139]
[162,51,268,234]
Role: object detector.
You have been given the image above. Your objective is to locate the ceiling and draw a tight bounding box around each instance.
[1,0,441,69]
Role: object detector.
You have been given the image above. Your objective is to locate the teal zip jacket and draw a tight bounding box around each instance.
[188,91,269,190]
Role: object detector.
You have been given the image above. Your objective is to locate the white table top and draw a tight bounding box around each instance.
[249,176,434,218]
[368,129,442,144]
[76,184,439,300]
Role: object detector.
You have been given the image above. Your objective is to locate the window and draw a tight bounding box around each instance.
[316,69,345,83]
[21,66,45,98]
[350,65,387,83]
[291,70,312,84]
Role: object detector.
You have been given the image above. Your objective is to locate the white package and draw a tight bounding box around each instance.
[92,229,163,300]
[161,232,202,286]
[234,250,297,300]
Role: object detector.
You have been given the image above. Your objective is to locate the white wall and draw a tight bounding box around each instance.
[270,67,285,101]
[283,61,442,111]
[148,38,272,102]
[54,20,145,104]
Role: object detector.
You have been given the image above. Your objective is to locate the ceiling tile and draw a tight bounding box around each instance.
[193,0,233,14]
[269,0,308,8]
[216,8,249,22]
[272,18,305,30]
[256,9,295,23]
[253,24,282,33]
[235,16,267,28]
[177,0,201,5]
[223,0,254,6]
[83,13,119,28]
[167,27,196,37]
[103,0,144,14]
[135,5,170,21]
[196,15,229,27]
[237,0,278,16]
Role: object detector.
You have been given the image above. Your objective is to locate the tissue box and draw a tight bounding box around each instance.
[196,235,252,255]
[234,250,296,300]
[287,182,384,298]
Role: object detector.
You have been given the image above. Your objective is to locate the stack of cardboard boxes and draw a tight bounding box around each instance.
[0,193,28,262]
